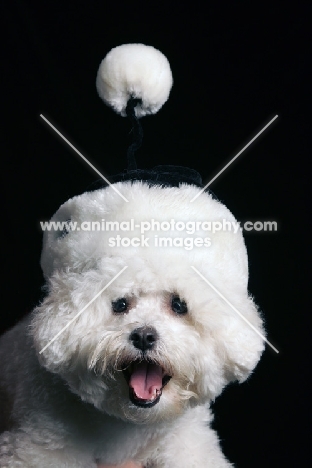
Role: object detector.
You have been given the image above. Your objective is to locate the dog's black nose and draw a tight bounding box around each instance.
[130,326,158,351]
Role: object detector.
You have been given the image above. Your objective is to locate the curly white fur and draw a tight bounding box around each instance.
[96,44,173,117]
[0,182,264,467]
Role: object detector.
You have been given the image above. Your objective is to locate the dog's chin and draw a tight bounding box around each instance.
[122,359,172,408]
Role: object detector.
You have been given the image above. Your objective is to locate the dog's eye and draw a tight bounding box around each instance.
[112,298,129,313]
[171,296,188,315]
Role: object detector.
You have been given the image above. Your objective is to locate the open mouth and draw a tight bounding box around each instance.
[123,360,172,408]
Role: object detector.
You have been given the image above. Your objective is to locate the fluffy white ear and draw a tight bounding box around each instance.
[96,43,173,117]
[221,297,265,383]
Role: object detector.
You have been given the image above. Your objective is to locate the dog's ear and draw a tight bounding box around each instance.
[220,297,265,383]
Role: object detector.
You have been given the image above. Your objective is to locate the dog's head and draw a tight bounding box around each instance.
[31,182,264,423]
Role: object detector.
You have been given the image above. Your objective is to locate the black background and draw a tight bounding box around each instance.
[1,1,310,466]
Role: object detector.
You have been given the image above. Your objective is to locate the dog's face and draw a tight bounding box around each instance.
[31,182,264,424]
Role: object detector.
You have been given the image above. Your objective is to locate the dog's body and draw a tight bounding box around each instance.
[0,182,264,467]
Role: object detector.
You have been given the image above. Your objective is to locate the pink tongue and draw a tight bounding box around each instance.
[129,362,163,400]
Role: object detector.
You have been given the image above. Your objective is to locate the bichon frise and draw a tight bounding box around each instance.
[0,180,264,467]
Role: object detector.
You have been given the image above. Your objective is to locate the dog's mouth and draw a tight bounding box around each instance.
[123,360,172,408]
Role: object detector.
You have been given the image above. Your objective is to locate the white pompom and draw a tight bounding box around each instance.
[96,43,173,117]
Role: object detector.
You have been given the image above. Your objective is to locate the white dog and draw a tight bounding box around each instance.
[0,180,264,467]
[0,44,265,467]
